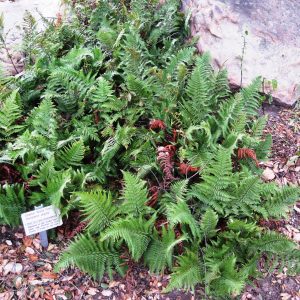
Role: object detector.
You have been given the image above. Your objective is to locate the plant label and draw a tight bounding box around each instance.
[21,205,62,236]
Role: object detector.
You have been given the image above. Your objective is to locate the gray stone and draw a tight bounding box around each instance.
[182,0,300,107]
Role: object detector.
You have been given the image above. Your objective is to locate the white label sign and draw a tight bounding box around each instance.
[21,205,63,236]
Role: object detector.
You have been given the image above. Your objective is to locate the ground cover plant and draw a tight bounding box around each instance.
[0,0,299,297]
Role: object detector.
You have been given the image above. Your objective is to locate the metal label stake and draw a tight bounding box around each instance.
[34,204,49,248]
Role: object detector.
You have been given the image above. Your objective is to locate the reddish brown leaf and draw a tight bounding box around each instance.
[41,272,58,280]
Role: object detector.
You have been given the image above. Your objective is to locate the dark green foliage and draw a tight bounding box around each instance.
[54,234,125,280]
[0,184,25,226]
[0,0,299,298]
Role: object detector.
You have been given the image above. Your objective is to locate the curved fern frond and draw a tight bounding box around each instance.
[77,190,119,233]
[120,171,151,216]
[101,217,154,261]
[166,200,201,239]
[0,184,25,226]
[166,251,202,292]
[144,226,186,273]
[56,140,85,169]
[0,90,24,140]
[55,234,125,280]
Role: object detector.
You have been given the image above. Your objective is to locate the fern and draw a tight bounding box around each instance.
[263,186,300,218]
[120,171,150,216]
[55,140,85,169]
[0,91,24,140]
[55,234,125,280]
[144,226,186,273]
[166,200,201,239]
[166,251,202,292]
[102,217,154,261]
[0,184,25,226]
[77,190,118,233]
[41,170,71,207]
[200,209,218,239]
[241,77,262,116]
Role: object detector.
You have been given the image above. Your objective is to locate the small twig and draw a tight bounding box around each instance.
[240,33,247,87]
[0,33,19,74]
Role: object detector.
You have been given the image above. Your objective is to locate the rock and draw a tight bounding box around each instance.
[182,0,300,107]
[262,167,276,181]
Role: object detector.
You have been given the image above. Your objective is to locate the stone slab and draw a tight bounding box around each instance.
[182,0,300,107]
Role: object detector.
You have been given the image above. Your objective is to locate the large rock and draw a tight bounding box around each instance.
[182,0,300,107]
[0,0,62,75]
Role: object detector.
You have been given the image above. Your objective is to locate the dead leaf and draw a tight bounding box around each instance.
[23,236,33,247]
[102,290,113,297]
[262,168,276,181]
[280,293,291,300]
[28,254,39,262]
[87,287,98,295]
[15,276,23,289]
[4,262,23,275]
[25,247,35,255]
[42,272,58,280]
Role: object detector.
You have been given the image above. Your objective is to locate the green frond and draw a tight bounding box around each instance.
[241,77,262,116]
[200,209,218,238]
[88,77,115,109]
[41,170,71,207]
[255,134,272,160]
[166,200,201,239]
[0,90,24,140]
[0,184,25,226]
[28,98,58,139]
[120,171,150,216]
[29,156,56,186]
[208,255,246,296]
[263,186,299,218]
[56,140,85,169]
[77,190,119,233]
[166,251,202,292]
[165,47,195,76]
[253,231,297,254]
[101,217,154,261]
[144,226,186,273]
[169,179,189,201]
[251,115,268,138]
[55,234,125,280]
[230,174,266,218]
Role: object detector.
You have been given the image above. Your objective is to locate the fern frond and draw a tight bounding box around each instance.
[144,226,186,273]
[0,90,24,140]
[101,217,154,261]
[263,186,299,218]
[200,209,218,238]
[166,251,202,292]
[120,171,150,216]
[166,200,200,238]
[241,77,262,116]
[55,234,125,280]
[0,184,25,226]
[77,190,119,233]
[41,170,71,207]
[56,140,85,169]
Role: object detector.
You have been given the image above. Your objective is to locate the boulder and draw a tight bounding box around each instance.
[182,0,300,107]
